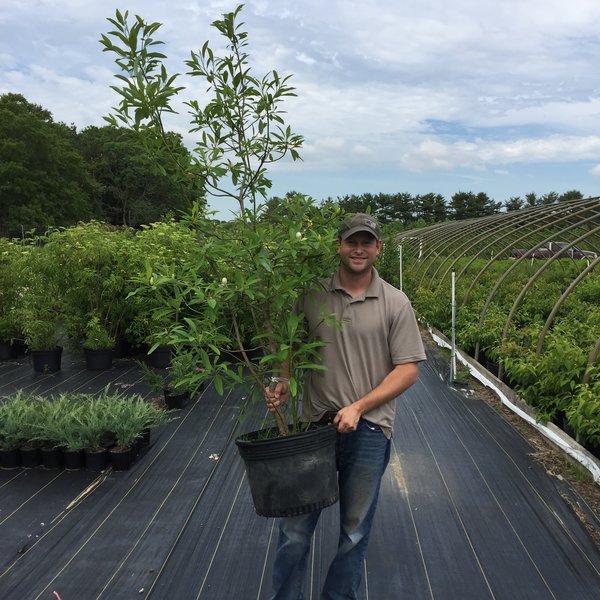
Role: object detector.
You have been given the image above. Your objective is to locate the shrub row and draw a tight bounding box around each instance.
[0,388,172,455]
[397,255,600,449]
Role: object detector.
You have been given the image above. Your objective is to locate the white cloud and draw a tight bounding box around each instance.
[2,0,600,199]
[590,164,600,177]
[352,144,373,157]
[402,135,600,172]
[295,53,316,66]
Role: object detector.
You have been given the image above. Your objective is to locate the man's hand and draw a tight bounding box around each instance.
[265,380,291,413]
[333,404,362,433]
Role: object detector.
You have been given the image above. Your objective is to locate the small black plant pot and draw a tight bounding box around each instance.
[138,429,151,448]
[0,448,21,469]
[62,449,85,470]
[19,446,42,468]
[41,446,63,469]
[0,340,17,360]
[84,348,113,371]
[147,345,172,369]
[164,389,190,410]
[85,448,109,471]
[112,337,131,358]
[235,423,339,517]
[31,347,62,373]
[109,447,134,471]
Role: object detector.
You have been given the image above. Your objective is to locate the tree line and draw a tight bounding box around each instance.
[0,93,202,235]
[0,92,585,236]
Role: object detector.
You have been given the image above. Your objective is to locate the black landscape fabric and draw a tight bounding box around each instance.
[1,346,600,599]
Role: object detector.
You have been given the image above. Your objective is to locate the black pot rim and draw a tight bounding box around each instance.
[236,422,336,460]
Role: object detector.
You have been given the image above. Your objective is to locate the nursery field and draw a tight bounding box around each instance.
[1,341,600,599]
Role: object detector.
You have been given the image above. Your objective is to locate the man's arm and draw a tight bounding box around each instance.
[334,362,420,433]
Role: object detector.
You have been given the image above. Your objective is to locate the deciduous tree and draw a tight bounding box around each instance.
[77,125,201,226]
[0,93,98,232]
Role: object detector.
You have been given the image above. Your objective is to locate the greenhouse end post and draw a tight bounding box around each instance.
[398,244,403,292]
[450,270,457,381]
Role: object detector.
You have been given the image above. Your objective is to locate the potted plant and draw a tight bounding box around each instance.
[0,391,32,468]
[46,222,135,364]
[163,350,202,409]
[82,313,115,370]
[138,351,198,410]
[17,237,67,372]
[125,221,199,367]
[31,395,77,469]
[103,5,341,516]
[59,429,89,470]
[137,360,168,397]
[0,391,46,468]
[73,396,113,471]
[0,238,27,359]
[129,394,174,448]
[106,390,173,470]
[17,394,46,468]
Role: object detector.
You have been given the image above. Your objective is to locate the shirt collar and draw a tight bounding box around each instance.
[330,267,381,298]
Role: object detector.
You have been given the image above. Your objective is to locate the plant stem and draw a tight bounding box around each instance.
[230,302,289,436]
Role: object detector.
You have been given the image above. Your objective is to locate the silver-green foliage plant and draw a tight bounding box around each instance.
[101,6,341,436]
[104,391,171,450]
[0,391,35,450]
[1,388,173,452]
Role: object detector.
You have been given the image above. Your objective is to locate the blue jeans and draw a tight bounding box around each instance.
[269,419,391,600]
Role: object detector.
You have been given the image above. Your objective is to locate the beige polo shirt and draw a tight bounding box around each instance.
[297,268,426,438]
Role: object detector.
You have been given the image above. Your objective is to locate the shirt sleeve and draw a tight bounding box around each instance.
[389,300,427,364]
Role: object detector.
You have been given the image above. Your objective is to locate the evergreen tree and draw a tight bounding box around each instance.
[415,193,447,223]
[504,196,524,211]
[449,191,501,220]
[558,190,584,202]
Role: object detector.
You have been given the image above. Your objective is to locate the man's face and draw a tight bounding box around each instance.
[337,231,382,275]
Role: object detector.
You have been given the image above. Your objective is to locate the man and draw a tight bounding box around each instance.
[266,213,426,600]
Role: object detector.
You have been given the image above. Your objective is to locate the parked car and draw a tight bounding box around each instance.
[511,248,528,259]
[511,247,553,259]
[547,241,598,260]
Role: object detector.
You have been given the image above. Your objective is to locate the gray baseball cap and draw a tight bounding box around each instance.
[338,213,381,240]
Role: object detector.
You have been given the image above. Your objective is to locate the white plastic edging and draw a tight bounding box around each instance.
[429,329,600,484]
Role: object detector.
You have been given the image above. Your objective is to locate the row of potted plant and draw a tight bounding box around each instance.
[0,220,201,372]
[0,387,174,471]
[397,253,600,451]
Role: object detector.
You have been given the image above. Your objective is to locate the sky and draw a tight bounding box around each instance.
[2,0,600,218]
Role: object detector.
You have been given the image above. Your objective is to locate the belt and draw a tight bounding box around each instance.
[318,410,339,423]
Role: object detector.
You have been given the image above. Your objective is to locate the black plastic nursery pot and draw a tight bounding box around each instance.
[0,340,17,360]
[31,347,62,373]
[235,422,339,518]
[41,446,63,469]
[112,336,131,358]
[0,448,20,469]
[148,345,172,369]
[19,446,42,468]
[84,348,113,371]
[85,448,109,471]
[164,389,190,410]
[109,447,135,471]
[62,449,85,470]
